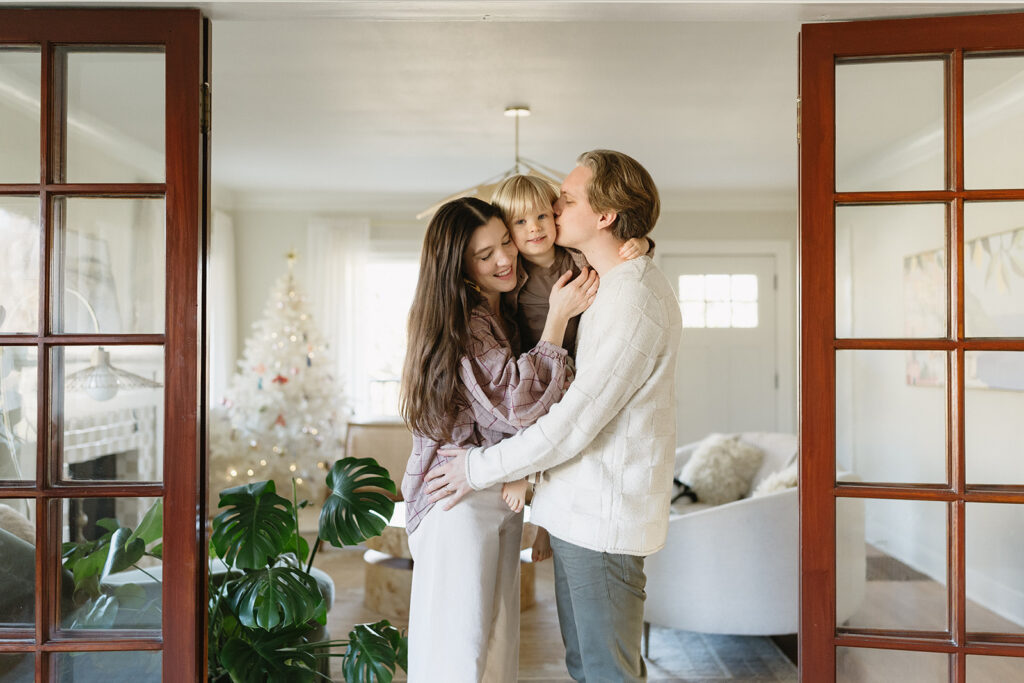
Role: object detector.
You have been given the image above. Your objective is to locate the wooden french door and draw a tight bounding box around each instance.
[801,12,1024,682]
[0,9,207,681]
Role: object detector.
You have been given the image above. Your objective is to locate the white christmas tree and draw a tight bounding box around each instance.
[209,252,347,505]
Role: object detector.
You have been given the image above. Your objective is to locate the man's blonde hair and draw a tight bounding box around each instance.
[576,150,660,241]
[491,174,559,225]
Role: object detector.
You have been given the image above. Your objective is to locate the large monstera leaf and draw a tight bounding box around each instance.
[342,620,407,683]
[319,457,396,548]
[212,481,295,569]
[218,626,320,683]
[227,565,325,631]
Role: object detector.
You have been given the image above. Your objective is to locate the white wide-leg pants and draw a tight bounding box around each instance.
[407,485,523,683]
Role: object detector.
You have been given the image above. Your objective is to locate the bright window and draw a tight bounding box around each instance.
[359,258,419,416]
[678,274,759,328]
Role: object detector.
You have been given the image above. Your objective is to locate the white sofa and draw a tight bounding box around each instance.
[643,432,866,638]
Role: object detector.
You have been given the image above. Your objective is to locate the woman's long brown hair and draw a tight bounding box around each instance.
[400,197,503,441]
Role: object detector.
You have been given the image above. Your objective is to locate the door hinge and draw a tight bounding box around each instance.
[796,97,801,143]
[773,273,778,291]
[775,372,779,390]
[200,82,212,134]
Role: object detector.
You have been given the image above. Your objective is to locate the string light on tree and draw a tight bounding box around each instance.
[208,250,348,503]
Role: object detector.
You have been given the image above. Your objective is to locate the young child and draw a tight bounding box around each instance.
[491,174,651,561]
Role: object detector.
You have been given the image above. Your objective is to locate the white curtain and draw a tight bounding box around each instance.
[208,209,237,404]
[306,216,370,415]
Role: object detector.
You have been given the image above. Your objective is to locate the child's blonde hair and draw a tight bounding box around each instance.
[491,174,559,225]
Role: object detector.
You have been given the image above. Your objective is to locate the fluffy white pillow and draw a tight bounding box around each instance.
[678,433,764,506]
[751,460,799,497]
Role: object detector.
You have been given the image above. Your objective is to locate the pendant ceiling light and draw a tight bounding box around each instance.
[416,105,566,220]
[63,288,163,402]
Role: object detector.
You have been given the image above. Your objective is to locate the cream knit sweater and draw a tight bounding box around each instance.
[466,256,682,556]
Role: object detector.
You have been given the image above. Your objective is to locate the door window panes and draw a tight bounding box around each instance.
[836,350,947,484]
[838,498,948,632]
[965,351,1024,485]
[678,274,759,329]
[0,653,33,681]
[964,202,1024,339]
[0,499,35,630]
[61,49,164,184]
[59,497,162,632]
[836,203,947,339]
[967,655,1024,679]
[54,650,160,680]
[966,503,1024,634]
[835,59,946,192]
[0,346,37,482]
[965,54,1024,190]
[0,48,40,183]
[0,197,41,335]
[837,646,948,682]
[56,197,165,335]
[56,345,163,482]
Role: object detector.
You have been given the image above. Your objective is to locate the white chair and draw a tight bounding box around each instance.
[643,432,865,642]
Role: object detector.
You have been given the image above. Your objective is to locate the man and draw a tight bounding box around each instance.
[426,149,681,682]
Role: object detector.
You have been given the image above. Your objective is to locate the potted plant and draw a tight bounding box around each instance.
[62,456,407,682]
[208,456,406,682]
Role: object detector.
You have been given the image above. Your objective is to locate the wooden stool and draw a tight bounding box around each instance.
[363,502,538,619]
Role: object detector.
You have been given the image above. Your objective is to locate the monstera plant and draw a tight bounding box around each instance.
[208,456,406,683]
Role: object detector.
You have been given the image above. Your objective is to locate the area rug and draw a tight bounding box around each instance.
[642,627,798,682]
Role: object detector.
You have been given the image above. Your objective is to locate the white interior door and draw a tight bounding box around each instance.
[662,254,778,444]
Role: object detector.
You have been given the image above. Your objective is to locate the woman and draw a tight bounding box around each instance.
[400,196,597,681]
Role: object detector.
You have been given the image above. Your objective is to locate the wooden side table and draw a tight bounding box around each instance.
[363,502,538,619]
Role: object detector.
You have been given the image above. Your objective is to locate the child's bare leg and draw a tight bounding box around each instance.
[501,478,528,513]
[532,526,552,562]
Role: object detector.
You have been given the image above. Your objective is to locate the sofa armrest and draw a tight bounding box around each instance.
[646,488,799,635]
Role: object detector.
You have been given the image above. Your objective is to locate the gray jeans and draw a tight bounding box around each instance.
[549,534,648,682]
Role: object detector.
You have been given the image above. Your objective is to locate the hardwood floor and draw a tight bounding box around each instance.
[306,516,1023,681]
[315,543,796,682]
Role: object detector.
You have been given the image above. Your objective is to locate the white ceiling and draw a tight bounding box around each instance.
[23,1,1024,211]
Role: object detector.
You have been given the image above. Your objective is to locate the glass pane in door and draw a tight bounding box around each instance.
[836,204,947,339]
[56,345,163,482]
[838,498,948,632]
[0,499,35,629]
[966,503,1024,634]
[53,651,160,680]
[58,496,162,631]
[965,54,1024,190]
[0,47,40,183]
[965,352,1024,485]
[964,202,1024,339]
[967,655,1024,679]
[836,350,947,484]
[837,647,948,682]
[0,653,34,681]
[835,59,946,192]
[0,197,41,335]
[0,346,37,481]
[55,197,165,335]
[60,49,165,184]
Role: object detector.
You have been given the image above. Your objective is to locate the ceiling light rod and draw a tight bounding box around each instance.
[505,105,530,174]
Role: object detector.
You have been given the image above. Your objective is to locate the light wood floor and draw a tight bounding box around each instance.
[317,543,782,682]
[305,513,1024,682]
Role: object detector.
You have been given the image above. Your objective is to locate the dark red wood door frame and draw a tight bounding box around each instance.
[800,12,1024,682]
[0,9,208,681]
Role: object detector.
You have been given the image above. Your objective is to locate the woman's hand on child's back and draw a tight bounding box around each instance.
[549,267,599,320]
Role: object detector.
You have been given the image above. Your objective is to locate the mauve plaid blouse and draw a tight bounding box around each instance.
[401,303,573,534]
